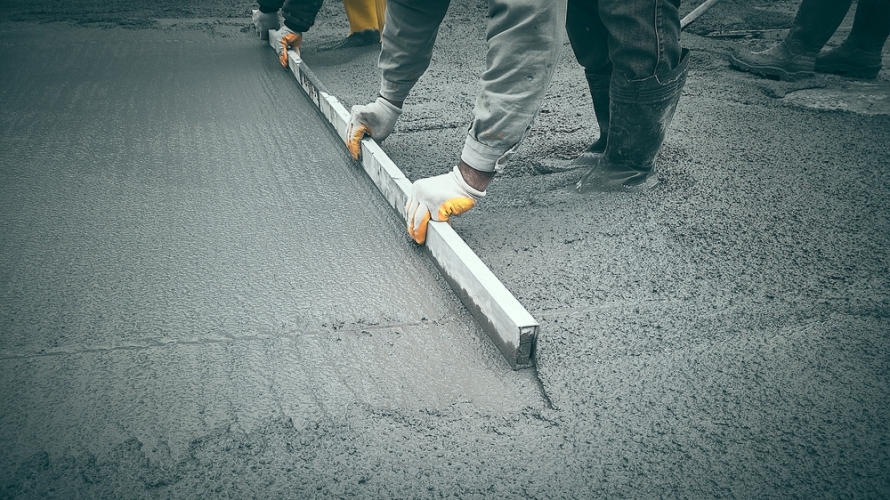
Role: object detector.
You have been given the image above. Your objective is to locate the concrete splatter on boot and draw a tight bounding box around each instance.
[729,39,820,80]
[576,49,689,193]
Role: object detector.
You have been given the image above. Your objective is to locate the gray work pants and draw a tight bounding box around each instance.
[378,0,567,173]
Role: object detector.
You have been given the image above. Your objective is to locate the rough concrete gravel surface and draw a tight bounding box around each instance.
[1,0,889,498]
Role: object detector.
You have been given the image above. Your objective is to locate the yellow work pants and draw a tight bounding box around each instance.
[342,0,386,34]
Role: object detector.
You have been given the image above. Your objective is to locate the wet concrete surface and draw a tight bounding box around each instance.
[2,0,890,498]
[0,18,543,498]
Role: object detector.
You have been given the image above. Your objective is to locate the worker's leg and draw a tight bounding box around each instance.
[566,0,612,163]
[576,0,689,192]
[320,0,383,49]
[377,0,451,103]
[729,0,853,80]
[462,0,568,173]
[816,0,890,79]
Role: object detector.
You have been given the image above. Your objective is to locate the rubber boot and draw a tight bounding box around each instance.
[576,49,689,193]
[815,0,890,79]
[729,0,853,80]
[318,29,380,50]
[319,0,383,51]
[570,70,611,168]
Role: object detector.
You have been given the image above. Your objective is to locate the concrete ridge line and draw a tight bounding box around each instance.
[534,299,687,317]
[0,320,442,360]
[268,38,539,369]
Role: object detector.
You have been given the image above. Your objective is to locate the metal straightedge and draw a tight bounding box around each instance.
[266,35,539,369]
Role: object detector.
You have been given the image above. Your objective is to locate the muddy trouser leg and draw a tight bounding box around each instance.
[815,0,890,77]
[567,0,682,164]
[460,0,568,173]
[848,0,890,49]
[377,0,451,103]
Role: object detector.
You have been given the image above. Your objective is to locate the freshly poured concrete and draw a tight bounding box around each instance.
[2,0,890,497]
[0,22,542,474]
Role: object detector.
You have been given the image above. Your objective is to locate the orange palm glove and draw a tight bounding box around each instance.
[346,97,402,159]
[272,27,302,67]
[405,166,485,245]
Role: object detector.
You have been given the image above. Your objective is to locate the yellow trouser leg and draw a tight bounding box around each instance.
[375,0,386,34]
[342,0,386,35]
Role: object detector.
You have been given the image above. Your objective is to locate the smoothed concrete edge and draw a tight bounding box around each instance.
[268,37,538,369]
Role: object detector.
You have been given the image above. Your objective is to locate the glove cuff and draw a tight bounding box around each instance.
[374,97,403,119]
[451,165,486,200]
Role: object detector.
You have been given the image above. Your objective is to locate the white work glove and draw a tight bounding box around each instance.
[251,9,280,40]
[271,26,302,67]
[405,166,485,245]
[346,97,402,160]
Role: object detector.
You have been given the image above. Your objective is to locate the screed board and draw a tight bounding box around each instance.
[268,37,538,369]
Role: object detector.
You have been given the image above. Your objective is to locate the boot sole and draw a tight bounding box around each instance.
[815,63,881,80]
[729,54,813,81]
[576,172,659,193]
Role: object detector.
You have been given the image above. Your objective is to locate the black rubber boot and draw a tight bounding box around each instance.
[815,0,890,79]
[576,49,689,193]
[729,0,853,80]
[531,69,610,174]
[317,29,380,51]
[571,71,611,167]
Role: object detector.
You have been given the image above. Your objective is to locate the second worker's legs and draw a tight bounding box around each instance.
[335,0,386,49]
[729,0,853,80]
[815,0,890,79]
[571,0,690,192]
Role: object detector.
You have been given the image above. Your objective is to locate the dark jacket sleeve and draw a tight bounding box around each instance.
[257,0,284,14]
[257,0,324,33]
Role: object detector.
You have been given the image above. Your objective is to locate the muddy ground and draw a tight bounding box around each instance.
[1,0,889,498]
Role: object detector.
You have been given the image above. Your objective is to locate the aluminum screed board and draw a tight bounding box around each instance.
[266,34,539,369]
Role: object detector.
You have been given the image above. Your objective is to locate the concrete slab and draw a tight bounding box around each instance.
[0,23,545,471]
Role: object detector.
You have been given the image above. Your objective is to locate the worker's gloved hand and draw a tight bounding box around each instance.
[405,166,485,245]
[346,97,402,160]
[252,9,280,40]
[272,26,302,67]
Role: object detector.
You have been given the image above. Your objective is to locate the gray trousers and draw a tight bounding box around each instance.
[378,0,567,173]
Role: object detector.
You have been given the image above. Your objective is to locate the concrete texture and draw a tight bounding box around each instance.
[1,0,889,498]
